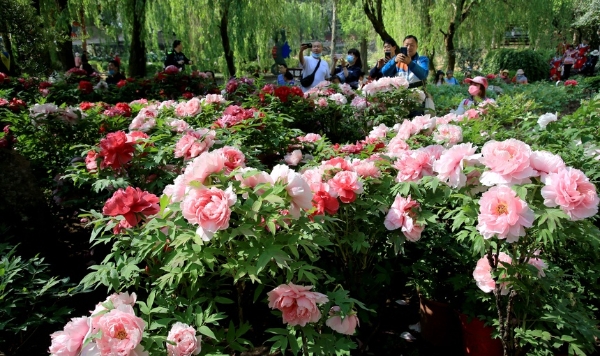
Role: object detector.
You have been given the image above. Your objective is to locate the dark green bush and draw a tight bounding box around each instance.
[483,49,548,82]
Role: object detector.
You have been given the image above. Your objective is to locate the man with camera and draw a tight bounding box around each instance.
[298,41,330,92]
[369,37,399,80]
[380,35,429,87]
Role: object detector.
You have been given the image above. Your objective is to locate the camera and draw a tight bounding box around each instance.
[399,47,408,55]
[302,43,313,48]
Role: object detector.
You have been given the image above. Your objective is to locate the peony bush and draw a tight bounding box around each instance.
[2,73,599,355]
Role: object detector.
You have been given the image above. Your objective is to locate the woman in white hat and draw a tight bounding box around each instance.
[454,76,495,115]
[513,69,528,84]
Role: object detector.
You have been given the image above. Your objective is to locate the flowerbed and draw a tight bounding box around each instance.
[2,74,600,356]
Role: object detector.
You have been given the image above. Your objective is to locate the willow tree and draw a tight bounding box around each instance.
[338,0,378,73]
[376,0,574,71]
[146,0,328,77]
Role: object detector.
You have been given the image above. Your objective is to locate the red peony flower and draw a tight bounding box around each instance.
[116,80,127,88]
[102,186,160,230]
[8,98,26,112]
[38,81,52,89]
[486,74,497,79]
[165,65,180,75]
[78,80,93,94]
[127,77,135,83]
[312,190,339,216]
[0,72,7,84]
[182,92,194,99]
[115,102,132,117]
[80,102,95,111]
[99,131,135,170]
[564,79,578,86]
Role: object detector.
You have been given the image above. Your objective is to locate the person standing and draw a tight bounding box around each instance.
[380,35,429,87]
[444,70,459,85]
[369,37,398,80]
[298,41,330,92]
[331,48,363,89]
[164,40,192,71]
[434,70,445,86]
[562,45,578,80]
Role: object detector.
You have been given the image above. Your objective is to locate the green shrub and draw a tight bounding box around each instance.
[483,49,548,82]
[0,231,77,355]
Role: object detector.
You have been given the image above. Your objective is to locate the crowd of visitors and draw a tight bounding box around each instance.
[551,38,598,80]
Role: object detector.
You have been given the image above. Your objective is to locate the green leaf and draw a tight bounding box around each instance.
[198,325,216,340]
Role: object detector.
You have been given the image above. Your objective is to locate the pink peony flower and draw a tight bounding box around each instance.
[218,146,246,173]
[411,114,435,132]
[49,316,90,356]
[433,143,480,188]
[541,167,599,220]
[174,129,216,160]
[350,159,381,178]
[477,185,535,242]
[329,93,347,105]
[465,109,480,119]
[530,151,566,180]
[297,133,322,143]
[384,194,424,241]
[95,305,145,356]
[284,150,303,166]
[387,136,410,156]
[181,186,237,241]
[328,171,364,203]
[316,98,328,107]
[528,256,548,277]
[361,76,409,95]
[395,120,417,140]
[479,139,537,186]
[326,306,359,335]
[433,124,463,146]
[166,322,202,356]
[175,98,202,117]
[267,283,329,326]
[163,175,188,203]
[368,124,389,139]
[182,150,226,184]
[271,165,313,218]
[393,148,437,182]
[321,157,350,171]
[201,94,226,105]
[473,253,512,294]
[167,119,190,133]
[85,150,99,172]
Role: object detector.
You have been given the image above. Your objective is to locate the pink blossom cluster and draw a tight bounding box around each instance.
[267,282,329,326]
[49,292,148,356]
[201,94,226,105]
[129,106,158,132]
[175,98,202,117]
[361,76,409,96]
[384,194,424,241]
[215,105,258,128]
[174,129,216,160]
[473,252,548,294]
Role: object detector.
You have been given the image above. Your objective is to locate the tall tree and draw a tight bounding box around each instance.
[362,0,392,41]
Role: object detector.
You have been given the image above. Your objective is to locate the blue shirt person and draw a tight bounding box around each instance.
[444,70,459,85]
[381,35,429,85]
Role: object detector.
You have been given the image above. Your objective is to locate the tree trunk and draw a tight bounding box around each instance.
[219,1,235,77]
[80,7,88,54]
[55,0,75,71]
[330,0,337,68]
[360,36,368,74]
[362,0,393,42]
[443,23,456,71]
[128,0,147,77]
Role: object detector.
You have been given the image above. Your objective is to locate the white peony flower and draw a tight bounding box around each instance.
[537,113,558,129]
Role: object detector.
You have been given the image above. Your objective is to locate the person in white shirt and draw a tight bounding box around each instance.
[298,41,330,92]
